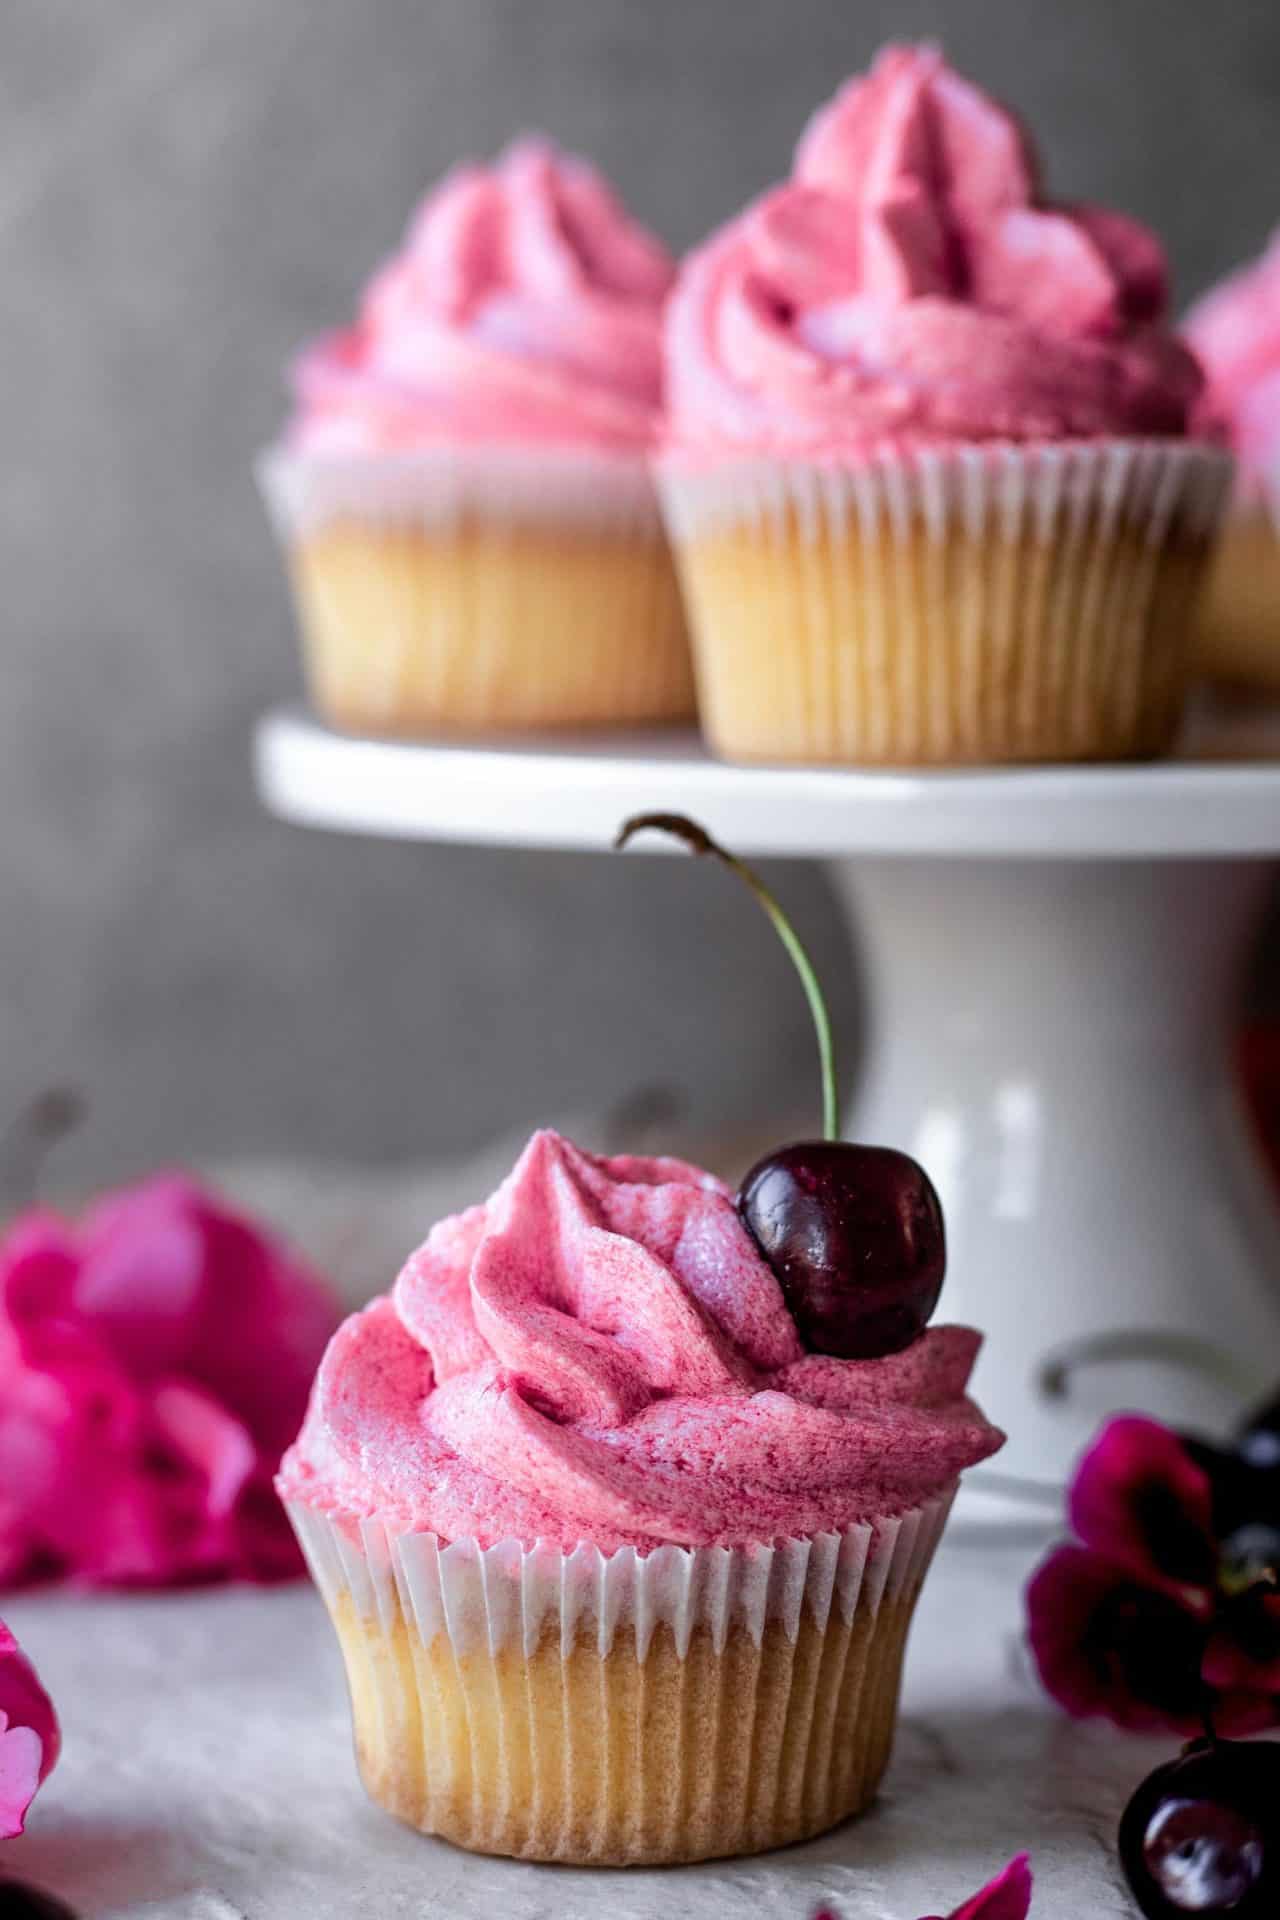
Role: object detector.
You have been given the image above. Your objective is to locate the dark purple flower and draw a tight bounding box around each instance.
[1069,1415,1216,1589]
[1026,1546,1209,1734]
[1027,1414,1280,1736]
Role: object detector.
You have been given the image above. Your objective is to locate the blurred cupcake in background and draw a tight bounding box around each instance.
[1185,229,1280,695]
[260,139,693,737]
[661,44,1230,766]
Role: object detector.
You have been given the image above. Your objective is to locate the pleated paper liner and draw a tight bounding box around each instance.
[289,1488,954,1866]
[1192,493,1280,695]
[659,440,1232,766]
[257,445,694,736]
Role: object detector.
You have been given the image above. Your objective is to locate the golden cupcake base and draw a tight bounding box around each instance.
[287,521,694,737]
[1193,505,1280,695]
[660,442,1230,767]
[676,514,1210,766]
[332,1584,917,1865]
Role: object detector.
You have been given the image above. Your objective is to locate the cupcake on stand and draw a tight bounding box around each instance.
[1185,227,1280,703]
[261,139,693,738]
[660,44,1230,766]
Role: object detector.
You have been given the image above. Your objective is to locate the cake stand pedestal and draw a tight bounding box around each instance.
[256,708,1280,1498]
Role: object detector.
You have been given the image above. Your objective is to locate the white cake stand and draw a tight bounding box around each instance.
[255,707,1280,1502]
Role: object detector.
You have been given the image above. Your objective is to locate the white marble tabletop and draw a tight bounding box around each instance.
[3,1528,1159,1919]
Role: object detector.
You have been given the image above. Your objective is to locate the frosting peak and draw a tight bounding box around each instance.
[1184,226,1280,494]
[666,44,1203,456]
[279,1129,1002,1552]
[290,138,675,456]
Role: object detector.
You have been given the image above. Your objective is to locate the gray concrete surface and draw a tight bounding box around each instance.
[2,2,1277,1190]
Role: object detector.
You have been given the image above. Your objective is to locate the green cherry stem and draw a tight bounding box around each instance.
[615,812,840,1143]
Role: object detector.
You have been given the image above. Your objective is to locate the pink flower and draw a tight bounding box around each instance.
[1068,1415,1216,1591]
[0,1621,59,1837]
[812,1856,1033,1920]
[1026,1415,1280,1736]
[0,1175,340,1588]
[934,1857,1033,1920]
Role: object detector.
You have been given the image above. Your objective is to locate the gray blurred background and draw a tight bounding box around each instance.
[3,1,1279,1195]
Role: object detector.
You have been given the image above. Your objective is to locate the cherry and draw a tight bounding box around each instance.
[0,1884,78,1918]
[616,814,947,1360]
[1119,1739,1280,1917]
[1236,1387,1280,1473]
[737,1141,945,1357]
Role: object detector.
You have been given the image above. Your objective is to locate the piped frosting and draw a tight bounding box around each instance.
[278,1129,1003,1553]
[288,137,674,457]
[665,44,1203,458]
[1184,226,1280,499]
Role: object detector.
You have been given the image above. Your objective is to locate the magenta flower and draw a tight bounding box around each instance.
[1027,1415,1280,1736]
[0,1174,340,1588]
[812,1856,1032,1920]
[0,1621,59,1837]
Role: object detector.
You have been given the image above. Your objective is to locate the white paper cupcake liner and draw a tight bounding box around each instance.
[289,1490,953,1863]
[288,1489,952,1661]
[257,442,693,735]
[258,441,666,541]
[657,438,1231,546]
[658,439,1232,765]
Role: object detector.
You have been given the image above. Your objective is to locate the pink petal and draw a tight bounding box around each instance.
[1068,1416,1216,1590]
[946,1854,1033,1919]
[182,1197,340,1454]
[76,1177,209,1377]
[0,1215,80,1328]
[150,1383,256,1518]
[0,1715,44,1838]
[230,1471,305,1584]
[1025,1545,1209,1734]
[0,1622,59,1835]
[0,1176,339,1591]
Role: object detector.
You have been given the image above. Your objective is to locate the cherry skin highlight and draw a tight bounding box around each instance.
[737,1141,945,1358]
[1236,1387,1280,1472]
[1118,1739,1280,1917]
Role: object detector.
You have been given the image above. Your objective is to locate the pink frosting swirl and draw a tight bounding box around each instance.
[289,138,674,456]
[278,1130,1003,1552]
[666,45,1203,458]
[1184,227,1280,496]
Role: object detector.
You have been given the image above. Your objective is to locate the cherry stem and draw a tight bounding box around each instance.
[615,812,840,1143]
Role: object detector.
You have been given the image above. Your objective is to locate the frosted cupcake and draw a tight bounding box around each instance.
[260,139,693,736]
[661,45,1230,766]
[1185,229,1280,694]
[279,1129,1001,1864]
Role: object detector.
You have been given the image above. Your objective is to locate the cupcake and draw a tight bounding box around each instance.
[660,44,1230,766]
[278,1128,1002,1865]
[260,139,693,736]
[1184,229,1280,694]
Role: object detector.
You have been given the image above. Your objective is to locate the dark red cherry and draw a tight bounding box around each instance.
[0,1884,79,1919]
[1236,1387,1280,1472]
[1118,1739,1280,1917]
[737,1142,945,1358]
